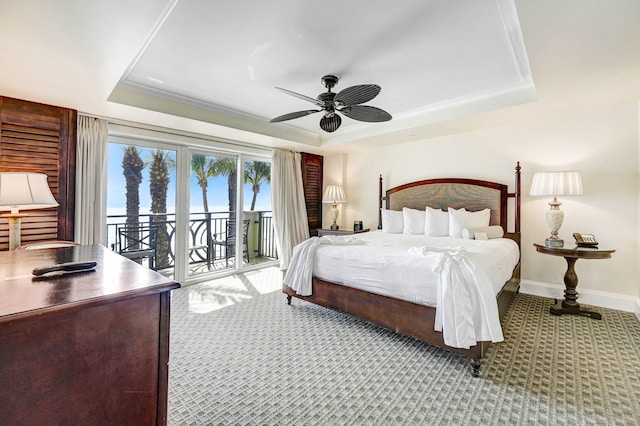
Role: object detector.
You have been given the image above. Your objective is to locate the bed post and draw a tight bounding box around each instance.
[470,358,481,378]
[378,174,383,229]
[515,161,521,233]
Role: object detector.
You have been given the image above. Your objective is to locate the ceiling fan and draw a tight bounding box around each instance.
[269,75,392,132]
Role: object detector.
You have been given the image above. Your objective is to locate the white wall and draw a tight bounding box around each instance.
[323,100,640,304]
[322,153,348,228]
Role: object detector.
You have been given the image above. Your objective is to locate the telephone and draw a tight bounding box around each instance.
[573,233,598,247]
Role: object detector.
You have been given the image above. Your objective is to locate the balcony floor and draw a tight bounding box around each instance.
[158,254,278,280]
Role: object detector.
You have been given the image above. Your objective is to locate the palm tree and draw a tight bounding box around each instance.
[149,149,172,268]
[211,157,238,256]
[244,161,271,210]
[211,157,238,215]
[122,146,144,228]
[191,154,215,212]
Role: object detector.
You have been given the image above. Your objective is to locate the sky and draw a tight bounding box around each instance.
[106,143,272,216]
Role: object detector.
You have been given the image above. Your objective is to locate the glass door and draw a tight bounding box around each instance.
[186,151,239,279]
[242,157,276,268]
[106,138,277,283]
[106,141,177,278]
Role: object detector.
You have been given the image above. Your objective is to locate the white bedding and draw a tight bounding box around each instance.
[284,230,520,349]
[312,230,519,307]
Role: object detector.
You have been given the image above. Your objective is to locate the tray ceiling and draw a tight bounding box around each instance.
[110,0,535,146]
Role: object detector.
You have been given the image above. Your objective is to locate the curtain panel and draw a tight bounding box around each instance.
[75,115,108,244]
[271,150,310,269]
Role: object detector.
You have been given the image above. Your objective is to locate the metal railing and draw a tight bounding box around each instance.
[107,210,277,270]
[256,211,276,261]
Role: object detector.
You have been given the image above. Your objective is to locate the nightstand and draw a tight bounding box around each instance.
[533,242,615,319]
[317,228,370,237]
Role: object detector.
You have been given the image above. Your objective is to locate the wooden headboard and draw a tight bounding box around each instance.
[378,162,521,235]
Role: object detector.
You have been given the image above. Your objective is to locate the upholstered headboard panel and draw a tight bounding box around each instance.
[386,180,507,229]
[378,163,521,234]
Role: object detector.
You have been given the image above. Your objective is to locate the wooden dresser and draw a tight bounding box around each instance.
[0,245,180,425]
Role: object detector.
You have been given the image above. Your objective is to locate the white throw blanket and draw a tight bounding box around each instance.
[284,236,364,296]
[408,246,504,349]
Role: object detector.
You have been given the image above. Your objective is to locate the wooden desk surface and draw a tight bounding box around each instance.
[0,244,180,321]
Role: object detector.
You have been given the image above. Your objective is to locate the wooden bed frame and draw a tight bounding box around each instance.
[283,162,521,376]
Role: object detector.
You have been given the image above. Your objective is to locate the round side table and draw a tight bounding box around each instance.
[533,242,615,320]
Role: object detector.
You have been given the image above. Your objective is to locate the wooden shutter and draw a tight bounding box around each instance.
[300,152,323,236]
[0,97,77,250]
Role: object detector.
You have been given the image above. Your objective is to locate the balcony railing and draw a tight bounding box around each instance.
[107,210,277,271]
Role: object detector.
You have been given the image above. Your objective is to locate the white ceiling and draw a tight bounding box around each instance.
[111,0,535,146]
[0,0,638,151]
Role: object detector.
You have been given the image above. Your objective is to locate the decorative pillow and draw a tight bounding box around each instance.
[424,206,449,237]
[461,225,504,240]
[402,207,426,235]
[448,207,491,238]
[381,209,403,234]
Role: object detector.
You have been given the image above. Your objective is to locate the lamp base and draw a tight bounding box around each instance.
[330,204,340,231]
[1,213,27,250]
[545,237,564,248]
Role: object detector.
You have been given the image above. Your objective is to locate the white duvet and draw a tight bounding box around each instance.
[284,230,520,349]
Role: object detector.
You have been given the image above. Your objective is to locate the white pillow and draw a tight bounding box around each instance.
[461,225,504,240]
[448,207,491,238]
[424,206,449,237]
[381,209,403,234]
[402,207,425,235]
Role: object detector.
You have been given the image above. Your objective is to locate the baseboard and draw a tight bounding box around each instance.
[520,280,639,315]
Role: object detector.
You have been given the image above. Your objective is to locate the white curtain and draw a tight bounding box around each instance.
[75,115,108,245]
[271,149,310,269]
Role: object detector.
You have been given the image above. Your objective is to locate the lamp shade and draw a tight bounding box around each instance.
[0,172,59,213]
[530,171,583,197]
[322,185,346,204]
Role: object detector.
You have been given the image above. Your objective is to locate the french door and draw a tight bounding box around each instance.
[106,140,178,278]
[184,150,239,280]
[107,138,275,283]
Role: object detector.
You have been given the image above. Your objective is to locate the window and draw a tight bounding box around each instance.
[105,126,276,283]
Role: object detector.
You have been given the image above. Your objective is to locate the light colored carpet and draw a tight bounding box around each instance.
[168,267,640,425]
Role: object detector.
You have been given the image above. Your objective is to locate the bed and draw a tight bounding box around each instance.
[283,162,521,376]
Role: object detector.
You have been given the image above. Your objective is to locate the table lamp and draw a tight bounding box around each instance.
[322,185,346,230]
[530,171,583,247]
[0,172,59,250]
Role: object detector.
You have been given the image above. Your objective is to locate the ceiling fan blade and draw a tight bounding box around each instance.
[269,110,321,123]
[275,87,323,107]
[340,105,392,122]
[334,84,381,106]
[319,114,341,132]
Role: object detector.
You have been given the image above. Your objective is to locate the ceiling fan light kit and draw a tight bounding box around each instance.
[270,75,392,132]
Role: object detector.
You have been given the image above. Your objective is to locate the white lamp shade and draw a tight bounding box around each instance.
[0,172,59,211]
[322,185,346,203]
[530,171,583,196]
